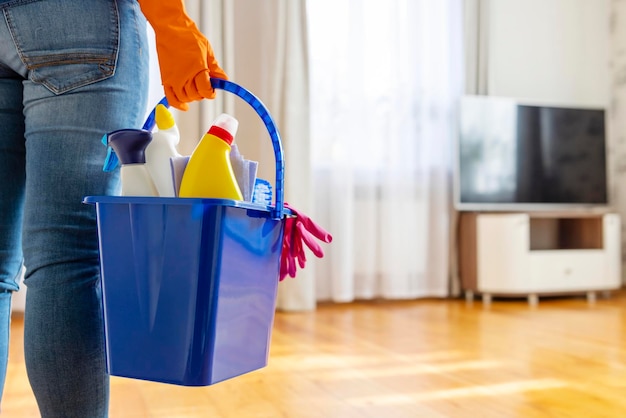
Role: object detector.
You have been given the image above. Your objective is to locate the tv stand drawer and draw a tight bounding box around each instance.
[528,250,605,292]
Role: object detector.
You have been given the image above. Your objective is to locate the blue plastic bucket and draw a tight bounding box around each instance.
[84,79,287,386]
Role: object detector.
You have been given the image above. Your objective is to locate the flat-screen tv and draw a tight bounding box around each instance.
[455,95,609,212]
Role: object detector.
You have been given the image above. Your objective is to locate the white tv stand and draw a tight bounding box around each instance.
[458,211,621,306]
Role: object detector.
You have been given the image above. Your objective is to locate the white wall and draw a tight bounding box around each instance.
[486,0,610,107]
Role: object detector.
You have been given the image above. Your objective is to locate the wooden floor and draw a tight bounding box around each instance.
[5,291,626,417]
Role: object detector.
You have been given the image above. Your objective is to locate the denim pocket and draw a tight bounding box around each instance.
[4,0,119,94]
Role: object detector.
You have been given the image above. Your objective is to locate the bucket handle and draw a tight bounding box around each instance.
[143,78,285,219]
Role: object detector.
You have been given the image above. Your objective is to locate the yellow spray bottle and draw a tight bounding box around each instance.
[178,113,244,200]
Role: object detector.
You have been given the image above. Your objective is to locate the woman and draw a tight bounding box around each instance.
[0,0,225,415]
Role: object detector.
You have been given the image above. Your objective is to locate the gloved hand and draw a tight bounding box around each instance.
[137,0,228,111]
[280,203,332,281]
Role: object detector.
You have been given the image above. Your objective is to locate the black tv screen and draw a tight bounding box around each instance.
[455,96,608,211]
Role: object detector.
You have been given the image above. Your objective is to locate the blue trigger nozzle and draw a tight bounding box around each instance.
[101,133,120,172]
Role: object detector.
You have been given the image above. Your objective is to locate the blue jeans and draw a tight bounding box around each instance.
[0,0,148,416]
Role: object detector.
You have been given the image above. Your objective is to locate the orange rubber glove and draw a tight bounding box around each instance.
[138,0,228,111]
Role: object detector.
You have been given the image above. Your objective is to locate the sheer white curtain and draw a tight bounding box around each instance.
[307,0,463,301]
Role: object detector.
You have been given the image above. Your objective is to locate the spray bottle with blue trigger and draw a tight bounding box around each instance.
[101,97,171,196]
[101,96,169,173]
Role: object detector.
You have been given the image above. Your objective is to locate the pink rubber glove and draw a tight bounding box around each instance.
[280,203,332,281]
[280,217,297,279]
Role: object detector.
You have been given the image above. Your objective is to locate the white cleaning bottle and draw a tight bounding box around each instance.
[107,129,158,196]
[145,104,181,197]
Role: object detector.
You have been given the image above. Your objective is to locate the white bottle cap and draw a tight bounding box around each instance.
[208,113,239,145]
[213,113,239,138]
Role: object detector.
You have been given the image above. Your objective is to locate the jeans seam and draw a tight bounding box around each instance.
[131,0,143,58]
[25,55,114,69]
[111,0,121,66]
[0,0,39,10]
